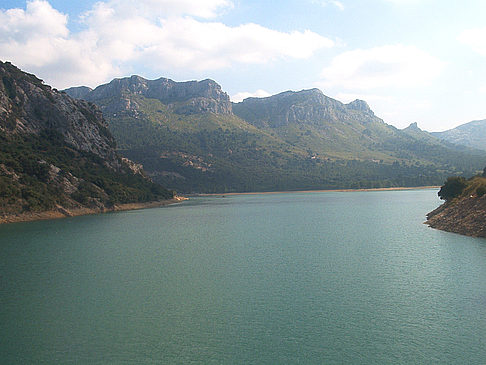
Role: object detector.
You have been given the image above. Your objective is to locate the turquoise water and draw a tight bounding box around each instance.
[1,189,486,364]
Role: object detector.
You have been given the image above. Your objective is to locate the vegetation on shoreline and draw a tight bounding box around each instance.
[0,131,173,214]
[426,168,486,237]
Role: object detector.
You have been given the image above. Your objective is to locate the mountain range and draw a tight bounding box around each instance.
[3,60,485,231]
[65,75,486,193]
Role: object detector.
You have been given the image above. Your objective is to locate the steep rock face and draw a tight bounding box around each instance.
[67,75,232,115]
[432,119,486,151]
[0,61,174,220]
[346,99,374,115]
[232,89,381,128]
[0,61,118,168]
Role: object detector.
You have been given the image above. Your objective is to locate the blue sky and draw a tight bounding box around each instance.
[1,0,486,131]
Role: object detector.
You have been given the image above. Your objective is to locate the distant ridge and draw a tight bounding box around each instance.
[63,85,92,100]
[67,75,232,115]
[64,76,486,193]
[432,119,486,151]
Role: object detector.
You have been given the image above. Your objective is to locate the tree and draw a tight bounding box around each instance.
[438,176,467,201]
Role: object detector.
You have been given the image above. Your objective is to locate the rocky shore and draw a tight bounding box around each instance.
[426,194,486,238]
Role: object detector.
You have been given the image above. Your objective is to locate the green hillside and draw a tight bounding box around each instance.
[65,77,486,193]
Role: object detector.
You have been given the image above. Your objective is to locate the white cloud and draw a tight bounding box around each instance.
[0,0,68,66]
[0,0,334,88]
[231,89,271,102]
[139,19,333,70]
[319,44,445,90]
[80,2,334,70]
[458,27,486,57]
[0,0,68,38]
[0,1,121,87]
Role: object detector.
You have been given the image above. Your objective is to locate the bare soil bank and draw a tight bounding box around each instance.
[195,186,440,197]
[0,196,188,225]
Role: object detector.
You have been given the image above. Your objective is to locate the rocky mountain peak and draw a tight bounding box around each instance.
[346,99,373,115]
[405,122,420,130]
[66,76,232,115]
[62,86,92,100]
[233,88,380,128]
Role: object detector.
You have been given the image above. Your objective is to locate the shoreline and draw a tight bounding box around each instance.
[0,196,188,225]
[426,195,486,238]
[1,186,440,225]
[193,186,440,197]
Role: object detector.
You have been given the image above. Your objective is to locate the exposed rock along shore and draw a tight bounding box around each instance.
[0,196,188,225]
[426,194,486,238]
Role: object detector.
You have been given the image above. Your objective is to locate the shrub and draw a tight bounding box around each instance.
[438,176,467,201]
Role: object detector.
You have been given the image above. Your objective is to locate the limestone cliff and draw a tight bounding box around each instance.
[66,75,232,115]
[1,61,119,168]
[232,89,381,128]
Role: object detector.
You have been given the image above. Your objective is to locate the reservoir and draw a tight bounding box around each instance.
[1,189,485,364]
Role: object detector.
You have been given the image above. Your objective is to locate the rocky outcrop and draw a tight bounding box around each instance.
[426,194,486,238]
[0,61,119,168]
[401,122,436,141]
[426,176,486,238]
[65,75,232,115]
[0,61,175,221]
[232,88,381,128]
[346,99,374,115]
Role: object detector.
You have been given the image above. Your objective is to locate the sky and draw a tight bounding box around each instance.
[1,0,486,131]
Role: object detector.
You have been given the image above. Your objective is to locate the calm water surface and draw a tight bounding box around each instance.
[1,189,486,364]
